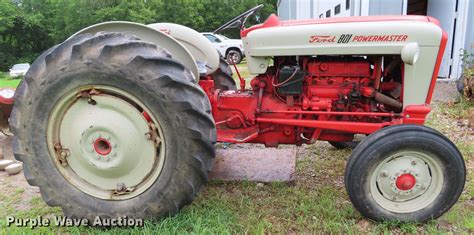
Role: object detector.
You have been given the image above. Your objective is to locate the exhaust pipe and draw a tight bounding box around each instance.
[374,91,403,109]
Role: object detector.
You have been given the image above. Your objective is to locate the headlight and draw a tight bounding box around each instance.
[401,42,419,65]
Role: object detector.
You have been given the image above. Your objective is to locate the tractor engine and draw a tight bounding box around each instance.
[271,56,402,116]
[275,56,376,115]
[202,55,403,147]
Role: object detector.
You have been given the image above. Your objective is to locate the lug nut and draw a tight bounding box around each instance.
[145,133,152,140]
[380,171,388,177]
[60,151,69,157]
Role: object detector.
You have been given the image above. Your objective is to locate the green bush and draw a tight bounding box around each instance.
[0,72,11,80]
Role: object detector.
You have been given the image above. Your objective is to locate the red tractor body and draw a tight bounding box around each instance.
[198,14,447,148]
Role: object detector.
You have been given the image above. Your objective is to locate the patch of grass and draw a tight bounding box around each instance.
[438,96,474,120]
[0,72,10,80]
[2,188,237,234]
[0,72,22,88]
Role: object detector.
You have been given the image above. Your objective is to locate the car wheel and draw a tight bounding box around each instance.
[226,49,242,65]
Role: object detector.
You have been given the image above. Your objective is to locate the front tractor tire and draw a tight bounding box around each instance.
[11,32,216,221]
[345,125,465,222]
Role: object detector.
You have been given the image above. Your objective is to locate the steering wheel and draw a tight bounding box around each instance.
[213,4,264,34]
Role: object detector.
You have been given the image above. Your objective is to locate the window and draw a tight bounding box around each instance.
[319,13,323,18]
[326,10,331,18]
[346,0,350,10]
[204,34,221,43]
[335,4,341,15]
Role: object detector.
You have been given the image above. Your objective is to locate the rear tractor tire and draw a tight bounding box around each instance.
[11,32,216,222]
[345,125,465,222]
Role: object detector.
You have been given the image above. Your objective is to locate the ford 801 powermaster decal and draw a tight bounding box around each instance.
[309,34,409,43]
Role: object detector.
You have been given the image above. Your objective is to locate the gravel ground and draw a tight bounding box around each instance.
[0,135,40,212]
[433,81,461,103]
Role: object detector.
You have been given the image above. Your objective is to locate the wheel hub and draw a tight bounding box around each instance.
[370,151,444,213]
[94,138,112,156]
[375,154,434,202]
[80,129,118,163]
[395,173,416,191]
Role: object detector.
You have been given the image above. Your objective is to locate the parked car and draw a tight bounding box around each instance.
[9,63,30,77]
[201,33,244,64]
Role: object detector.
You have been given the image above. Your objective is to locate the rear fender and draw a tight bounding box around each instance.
[147,23,219,75]
[70,21,199,80]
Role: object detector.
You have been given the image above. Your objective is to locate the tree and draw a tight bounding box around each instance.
[0,0,277,71]
[0,0,52,70]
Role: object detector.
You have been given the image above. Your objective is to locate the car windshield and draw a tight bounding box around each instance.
[12,64,30,70]
[216,34,230,40]
[204,34,220,42]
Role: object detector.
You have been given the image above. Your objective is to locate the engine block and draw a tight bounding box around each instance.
[200,55,405,147]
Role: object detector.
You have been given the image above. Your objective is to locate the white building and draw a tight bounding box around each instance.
[277,0,474,80]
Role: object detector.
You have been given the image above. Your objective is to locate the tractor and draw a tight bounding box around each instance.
[4,5,466,223]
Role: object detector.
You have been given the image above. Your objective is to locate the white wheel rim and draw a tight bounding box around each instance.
[370,151,444,213]
[47,86,166,200]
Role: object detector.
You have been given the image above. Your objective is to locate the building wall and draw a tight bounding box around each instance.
[277,0,298,20]
[278,0,351,20]
[369,0,404,15]
[466,0,474,56]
